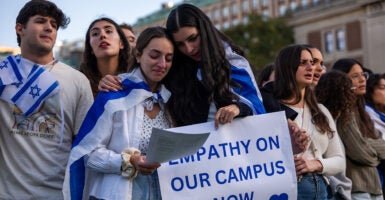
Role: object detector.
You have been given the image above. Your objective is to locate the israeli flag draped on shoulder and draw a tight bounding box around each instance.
[366,104,385,123]
[223,42,266,114]
[65,68,171,200]
[0,54,59,115]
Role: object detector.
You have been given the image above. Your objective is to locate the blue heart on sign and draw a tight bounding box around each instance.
[269,193,288,200]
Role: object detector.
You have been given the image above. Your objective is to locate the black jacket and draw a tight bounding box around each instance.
[260,81,298,120]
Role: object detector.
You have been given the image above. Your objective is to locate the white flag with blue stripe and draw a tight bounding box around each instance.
[0,54,23,85]
[0,55,59,115]
[64,70,171,200]
[224,43,266,114]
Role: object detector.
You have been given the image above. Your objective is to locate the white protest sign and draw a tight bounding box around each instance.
[158,111,297,200]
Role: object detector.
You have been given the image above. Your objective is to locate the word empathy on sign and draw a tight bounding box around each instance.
[158,112,297,200]
[169,136,280,165]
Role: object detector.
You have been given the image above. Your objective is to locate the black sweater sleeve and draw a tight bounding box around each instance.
[260,82,298,120]
[235,101,254,117]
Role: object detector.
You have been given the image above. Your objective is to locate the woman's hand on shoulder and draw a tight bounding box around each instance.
[98,75,123,92]
[214,104,240,129]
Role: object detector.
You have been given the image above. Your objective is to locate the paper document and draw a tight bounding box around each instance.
[146,128,210,163]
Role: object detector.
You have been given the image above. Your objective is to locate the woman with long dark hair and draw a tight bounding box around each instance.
[69,27,174,200]
[80,17,132,98]
[98,4,308,152]
[330,58,385,200]
[163,3,265,127]
[365,73,385,138]
[98,4,259,128]
[274,44,345,200]
[365,73,385,198]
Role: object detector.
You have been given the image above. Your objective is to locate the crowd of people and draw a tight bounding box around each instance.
[0,0,384,200]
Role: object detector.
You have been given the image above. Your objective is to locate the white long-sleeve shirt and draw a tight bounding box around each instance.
[290,103,345,176]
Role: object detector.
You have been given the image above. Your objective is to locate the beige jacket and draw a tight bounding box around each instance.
[337,114,385,195]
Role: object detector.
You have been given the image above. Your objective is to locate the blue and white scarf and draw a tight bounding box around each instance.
[0,55,59,115]
[66,69,171,200]
[224,42,266,114]
[367,104,385,123]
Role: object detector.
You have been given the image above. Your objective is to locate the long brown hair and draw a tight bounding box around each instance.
[332,58,377,139]
[315,70,356,126]
[365,73,385,113]
[274,44,333,136]
[164,4,238,126]
[80,17,132,98]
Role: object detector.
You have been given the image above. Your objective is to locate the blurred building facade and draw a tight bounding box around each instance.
[287,0,385,73]
[1,43,83,69]
[0,46,20,60]
[55,40,84,69]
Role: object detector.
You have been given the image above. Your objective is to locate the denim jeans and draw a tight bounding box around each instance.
[132,170,162,200]
[297,173,329,200]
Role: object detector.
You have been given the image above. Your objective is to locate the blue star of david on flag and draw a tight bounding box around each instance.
[29,84,42,99]
[12,81,23,88]
[0,55,60,115]
[15,55,21,63]
[0,60,8,70]
[0,55,23,85]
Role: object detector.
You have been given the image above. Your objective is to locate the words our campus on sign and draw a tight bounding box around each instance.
[166,135,286,192]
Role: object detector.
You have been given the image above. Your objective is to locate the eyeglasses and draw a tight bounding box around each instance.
[350,72,369,81]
